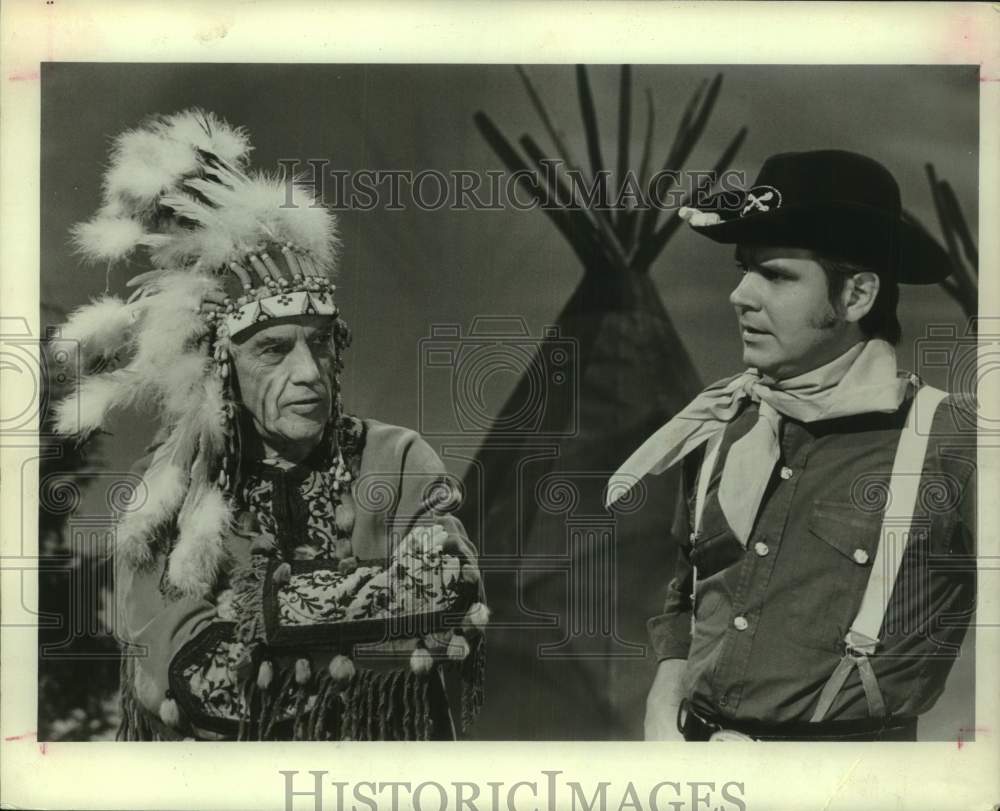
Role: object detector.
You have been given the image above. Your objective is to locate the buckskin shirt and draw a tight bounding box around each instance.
[647,382,976,725]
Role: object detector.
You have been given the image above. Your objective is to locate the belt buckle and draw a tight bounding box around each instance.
[708,728,756,742]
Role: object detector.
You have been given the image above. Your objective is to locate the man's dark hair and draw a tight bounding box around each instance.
[818,257,902,345]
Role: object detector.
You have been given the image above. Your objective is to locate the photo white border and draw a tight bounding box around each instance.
[2,2,998,809]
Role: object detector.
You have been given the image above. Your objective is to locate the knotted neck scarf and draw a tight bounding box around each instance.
[606,340,907,544]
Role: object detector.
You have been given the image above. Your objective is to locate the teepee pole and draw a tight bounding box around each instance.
[639,75,723,243]
[925,162,977,318]
[516,66,629,272]
[474,111,592,267]
[632,124,748,272]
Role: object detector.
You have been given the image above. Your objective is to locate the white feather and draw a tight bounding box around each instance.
[104,129,194,212]
[278,179,340,267]
[52,369,142,436]
[54,273,217,437]
[129,272,215,380]
[101,110,251,220]
[58,296,136,367]
[146,172,339,273]
[169,484,232,596]
[192,375,227,460]
[161,356,212,419]
[71,216,146,263]
[162,109,251,167]
[116,454,188,569]
[77,110,336,281]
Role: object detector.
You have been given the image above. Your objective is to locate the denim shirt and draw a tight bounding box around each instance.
[647,386,977,724]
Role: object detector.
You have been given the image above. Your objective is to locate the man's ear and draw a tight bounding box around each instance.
[842,271,880,324]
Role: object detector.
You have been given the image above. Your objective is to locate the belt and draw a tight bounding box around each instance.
[677,700,918,742]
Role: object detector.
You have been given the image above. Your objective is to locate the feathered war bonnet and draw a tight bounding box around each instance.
[56,109,347,596]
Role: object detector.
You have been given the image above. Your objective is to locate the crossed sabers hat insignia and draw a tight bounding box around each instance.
[741,185,782,217]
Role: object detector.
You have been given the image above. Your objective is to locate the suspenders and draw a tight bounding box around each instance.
[689,384,949,723]
[689,432,724,618]
[810,383,948,721]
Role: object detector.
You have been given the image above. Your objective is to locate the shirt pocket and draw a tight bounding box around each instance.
[786,500,881,652]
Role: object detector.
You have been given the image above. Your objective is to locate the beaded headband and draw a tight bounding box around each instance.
[217,244,338,338]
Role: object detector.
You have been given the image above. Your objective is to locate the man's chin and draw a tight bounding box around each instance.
[741,348,783,379]
[268,417,328,454]
[741,346,766,368]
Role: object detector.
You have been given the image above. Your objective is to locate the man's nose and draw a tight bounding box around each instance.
[286,339,323,384]
[729,272,759,310]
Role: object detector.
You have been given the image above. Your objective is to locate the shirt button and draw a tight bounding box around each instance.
[753,541,770,557]
[733,615,749,631]
[853,549,871,565]
[779,466,794,480]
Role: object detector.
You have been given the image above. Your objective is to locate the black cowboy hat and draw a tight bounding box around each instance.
[688,149,952,284]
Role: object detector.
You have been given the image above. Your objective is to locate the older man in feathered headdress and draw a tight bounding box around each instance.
[56,110,487,741]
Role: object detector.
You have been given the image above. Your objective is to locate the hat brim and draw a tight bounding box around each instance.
[689,199,952,285]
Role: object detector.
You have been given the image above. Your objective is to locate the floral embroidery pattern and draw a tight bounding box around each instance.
[181,638,248,721]
[241,415,364,560]
[180,637,314,724]
[243,470,344,558]
[277,525,462,626]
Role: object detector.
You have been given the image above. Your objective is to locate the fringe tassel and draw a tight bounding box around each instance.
[401,671,414,741]
[116,653,186,741]
[237,679,252,741]
[228,659,452,741]
[340,670,364,741]
[382,670,403,741]
[116,655,152,741]
[377,674,389,740]
[307,673,334,741]
[263,668,296,740]
[461,636,487,735]
[365,671,377,741]
[420,677,431,741]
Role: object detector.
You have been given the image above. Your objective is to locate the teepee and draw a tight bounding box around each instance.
[462,66,746,739]
[925,163,977,319]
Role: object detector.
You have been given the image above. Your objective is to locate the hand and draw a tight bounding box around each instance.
[644,659,687,741]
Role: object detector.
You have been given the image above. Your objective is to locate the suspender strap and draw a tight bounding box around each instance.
[812,653,887,724]
[810,384,948,723]
[690,431,724,633]
[694,431,724,538]
[848,384,949,649]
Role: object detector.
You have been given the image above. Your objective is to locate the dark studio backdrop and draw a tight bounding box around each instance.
[37,63,978,741]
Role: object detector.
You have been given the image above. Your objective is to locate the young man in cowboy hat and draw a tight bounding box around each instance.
[607,150,976,742]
